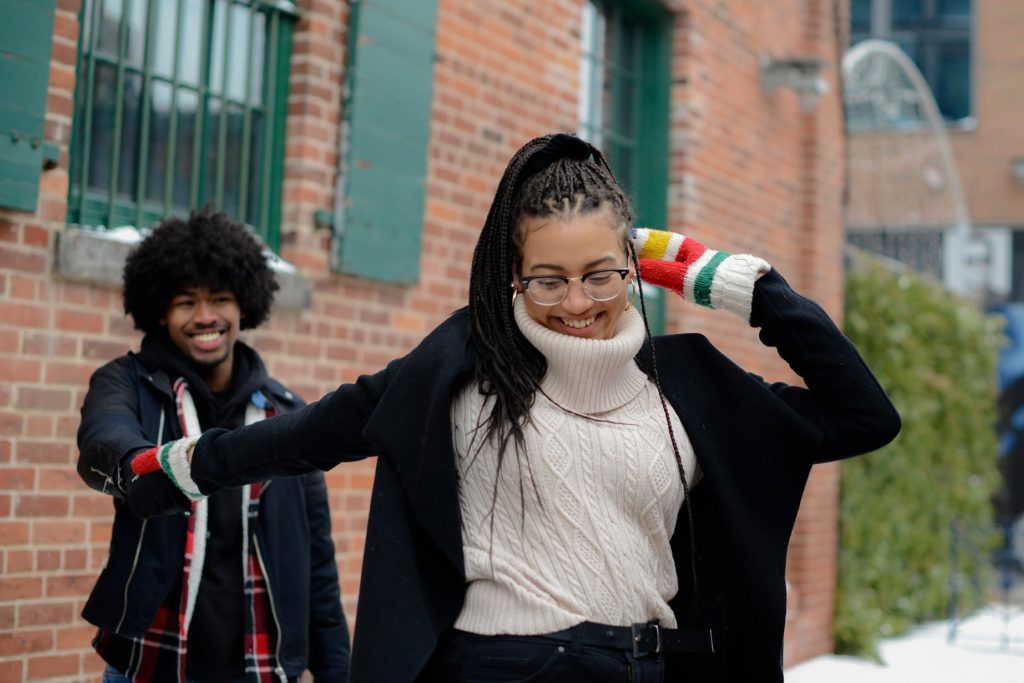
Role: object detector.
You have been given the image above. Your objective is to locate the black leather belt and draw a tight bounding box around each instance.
[544,621,716,657]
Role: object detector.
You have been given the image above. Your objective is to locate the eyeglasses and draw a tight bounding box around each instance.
[519,268,630,306]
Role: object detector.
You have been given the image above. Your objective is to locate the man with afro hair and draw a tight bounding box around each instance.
[77,210,350,683]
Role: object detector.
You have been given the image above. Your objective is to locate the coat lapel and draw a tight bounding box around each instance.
[362,310,476,574]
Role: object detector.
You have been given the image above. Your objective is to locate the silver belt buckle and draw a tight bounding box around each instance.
[630,623,661,657]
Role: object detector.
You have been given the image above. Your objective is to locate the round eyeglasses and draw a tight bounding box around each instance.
[519,268,630,306]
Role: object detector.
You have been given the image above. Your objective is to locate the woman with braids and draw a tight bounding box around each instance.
[129,134,900,682]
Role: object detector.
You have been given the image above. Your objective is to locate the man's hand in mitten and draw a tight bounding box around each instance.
[119,450,192,518]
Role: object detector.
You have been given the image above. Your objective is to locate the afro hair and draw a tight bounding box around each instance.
[123,209,279,334]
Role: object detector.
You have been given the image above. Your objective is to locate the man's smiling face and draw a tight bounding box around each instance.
[159,286,241,390]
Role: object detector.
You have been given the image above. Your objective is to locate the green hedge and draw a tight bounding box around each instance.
[834,261,1003,657]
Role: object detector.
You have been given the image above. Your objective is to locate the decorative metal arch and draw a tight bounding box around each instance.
[841,39,972,286]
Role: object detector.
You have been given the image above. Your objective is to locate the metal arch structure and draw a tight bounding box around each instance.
[841,39,976,295]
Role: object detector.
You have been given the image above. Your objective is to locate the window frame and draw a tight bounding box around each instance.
[579,0,673,334]
[849,0,974,126]
[68,0,295,250]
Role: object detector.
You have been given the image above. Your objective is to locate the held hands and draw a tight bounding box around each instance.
[630,228,771,323]
[128,436,204,505]
[119,451,191,518]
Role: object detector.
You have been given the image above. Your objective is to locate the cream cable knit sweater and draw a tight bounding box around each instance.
[451,298,700,635]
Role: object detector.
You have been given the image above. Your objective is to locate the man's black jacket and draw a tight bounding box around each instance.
[77,341,349,682]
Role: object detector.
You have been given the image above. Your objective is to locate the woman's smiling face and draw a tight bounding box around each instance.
[515,206,633,340]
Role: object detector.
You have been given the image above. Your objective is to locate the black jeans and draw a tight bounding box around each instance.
[421,627,666,683]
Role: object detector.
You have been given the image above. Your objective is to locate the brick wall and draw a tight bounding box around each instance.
[0,0,850,678]
[662,0,848,665]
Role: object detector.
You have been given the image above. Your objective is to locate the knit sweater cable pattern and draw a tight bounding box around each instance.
[451,298,699,635]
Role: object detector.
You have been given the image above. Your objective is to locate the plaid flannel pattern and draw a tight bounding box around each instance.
[95,382,283,683]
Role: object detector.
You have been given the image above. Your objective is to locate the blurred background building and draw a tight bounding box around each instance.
[846,0,1024,304]
[3,0,1000,679]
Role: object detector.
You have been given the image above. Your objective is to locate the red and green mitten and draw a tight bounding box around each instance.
[631,228,770,322]
[129,436,204,500]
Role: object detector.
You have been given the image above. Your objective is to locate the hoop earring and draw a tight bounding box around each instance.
[511,282,519,302]
[625,281,637,311]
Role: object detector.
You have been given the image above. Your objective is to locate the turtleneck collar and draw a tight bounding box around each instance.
[513,295,649,414]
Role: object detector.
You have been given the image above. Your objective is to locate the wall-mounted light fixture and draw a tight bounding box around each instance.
[1012,157,1024,185]
[760,56,829,113]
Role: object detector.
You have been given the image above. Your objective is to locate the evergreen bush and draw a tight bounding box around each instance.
[834,261,1003,656]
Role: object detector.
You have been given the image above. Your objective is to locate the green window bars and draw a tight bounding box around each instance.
[69,0,295,250]
[579,0,672,334]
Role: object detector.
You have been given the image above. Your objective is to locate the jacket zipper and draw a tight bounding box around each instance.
[115,518,148,632]
[253,535,288,682]
[114,404,167,632]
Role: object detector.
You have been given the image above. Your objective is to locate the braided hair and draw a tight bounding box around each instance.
[467,134,699,603]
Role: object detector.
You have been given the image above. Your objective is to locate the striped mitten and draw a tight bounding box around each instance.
[631,228,770,322]
[129,436,204,500]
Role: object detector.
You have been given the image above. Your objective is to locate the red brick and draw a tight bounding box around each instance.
[16,494,70,517]
[0,576,43,600]
[7,549,33,573]
[57,623,98,650]
[51,39,78,67]
[55,310,105,334]
[64,547,87,570]
[15,440,71,464]
[0,217,17,242]
[72,494,110,517]
[0,521,29,544]
[57,0,83,15]
[28,653,80,679]
[0,412,24,436]
[17,601,73,627]
[0,605,15,629]
[8,273,38,299]
[0,659,24,681]
[32,519,86,545]
[45,361,94,385]
[56,415,79,438]
[45,572,94,597]
[0,246,46,273]
[23,223,50,248]
[26,414,56,437]
[83,338,130,361]
[0,358,42,383]
[37,549,61,571]
[0,328,18,353]
[91,520,112,544]
[39,467,81,490]
[53,5,80,35]
[0,467,36,490]
[22,332,78,357]
[0,301,49,329]
[16,387,72,411]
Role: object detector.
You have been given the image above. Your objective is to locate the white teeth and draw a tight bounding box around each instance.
[193,332,221,343]
[561,317,595,329]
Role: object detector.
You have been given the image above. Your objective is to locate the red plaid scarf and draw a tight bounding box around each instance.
[96,380,284,683]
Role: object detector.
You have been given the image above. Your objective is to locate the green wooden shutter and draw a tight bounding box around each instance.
[332,0,439,284]
[0,0,56,212]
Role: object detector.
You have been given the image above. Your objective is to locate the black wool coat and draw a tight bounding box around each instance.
[190,270,901,682]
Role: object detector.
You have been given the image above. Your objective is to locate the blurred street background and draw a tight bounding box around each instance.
[0,0,1021,680]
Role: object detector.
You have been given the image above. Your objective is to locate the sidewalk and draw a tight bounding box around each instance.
[785,606,1024,682]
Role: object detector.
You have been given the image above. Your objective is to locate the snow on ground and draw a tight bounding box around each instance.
[785,606,1024,682]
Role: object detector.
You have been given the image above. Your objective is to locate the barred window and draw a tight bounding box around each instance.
[69,0,295,250]
[580,0,672,333]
